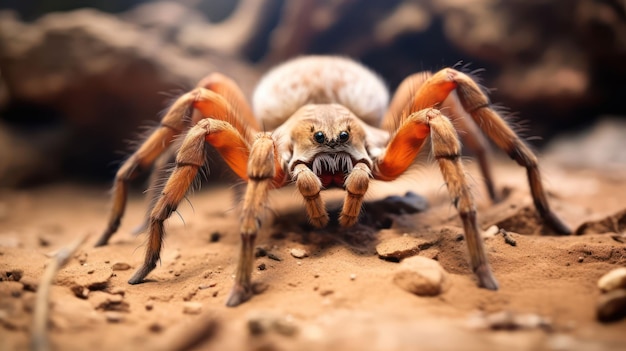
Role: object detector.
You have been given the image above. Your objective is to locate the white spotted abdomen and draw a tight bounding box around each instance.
[252,56,389,130]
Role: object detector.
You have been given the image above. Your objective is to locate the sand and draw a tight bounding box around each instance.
[1,157,625,351]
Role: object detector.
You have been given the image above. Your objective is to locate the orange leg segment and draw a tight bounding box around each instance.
[375,108,499,290]
[128,118,254,284]
[97,73,257,247]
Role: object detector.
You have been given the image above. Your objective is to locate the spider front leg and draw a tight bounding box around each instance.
[340,162,371,227]
[293,164,329,227]
[128,119,251,284]
[375,108,498,290]
[227,135,284,307]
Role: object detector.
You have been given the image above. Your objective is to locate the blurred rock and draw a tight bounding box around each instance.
[0,0,625,185]
[544,118,626,172]
[598,268,626,293]
[597,289,626,322]
[0,8,257,184]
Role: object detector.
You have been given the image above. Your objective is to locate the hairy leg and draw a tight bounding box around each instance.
[293,163,329,227]
[437,69,570,234]
[129,119,252,284]
[385,71,497,201]
[97,72,256,246]
[339,162,371,226]
[374,108,498,290]
[396,68,570,234]
[96,122,183,247]
[227,134,283,307]
[443,93,498,201]
[132,145,177,235]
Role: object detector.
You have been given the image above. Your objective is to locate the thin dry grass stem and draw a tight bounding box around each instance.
[31,233,90,351]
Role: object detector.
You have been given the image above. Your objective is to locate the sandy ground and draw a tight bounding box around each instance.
[1,151,626,350]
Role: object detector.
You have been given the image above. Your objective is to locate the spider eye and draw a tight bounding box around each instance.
[339,131,349,143]
[314,131,326,144]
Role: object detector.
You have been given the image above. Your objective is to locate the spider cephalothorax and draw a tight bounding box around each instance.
[96,55,571,307]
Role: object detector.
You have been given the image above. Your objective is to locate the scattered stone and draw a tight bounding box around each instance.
[89,291,128,311]
[247,311,298,336]
[349,274,357,281]
[393,256,448,296]
[482,225,499,239]
[598,267,626,293]
[183,302,203,315]
[578,257,584,263]
[255,247,267,257]
[267,252,282,261]
[111,262,131,271]
[71,285,90,299]
[467,310,552,330]
[258,263,266,271]
[56,263,113,291]
[148,322,164,333]
[38,236,51,247]
[290,248,309,259]
[145,301,154,311]
[376,236,436,261]
[19,276,38,292]
[1,269,23,282]
[319,289,333,296]
[75,252,88,265]
[597,289,626,322]
[104,311,125,323]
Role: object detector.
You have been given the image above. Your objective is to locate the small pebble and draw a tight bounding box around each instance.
[290,248,309,259]
[267,253,282,261]
[148,322,164,333]
[598,267,626,293]
[467,310,551,330]
[104,311,124,323]
[482,225,499,239]
[183,302,203,315]
[349,274,357,281]
[258,263,266,271]
[19,276,38,292]
[393,256,448,296]
[597,289,626,322]
[247,312,298,336]
[578,257,584,263]
[145,301,154,311]
[111,262,131,271]
[255,247,267,257]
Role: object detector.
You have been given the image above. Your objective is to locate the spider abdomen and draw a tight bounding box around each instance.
[253,56,389,130]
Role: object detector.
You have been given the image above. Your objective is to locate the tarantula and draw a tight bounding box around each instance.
[95,56,571,306]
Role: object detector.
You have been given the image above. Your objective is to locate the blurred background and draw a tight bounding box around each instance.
[0,0,625,187]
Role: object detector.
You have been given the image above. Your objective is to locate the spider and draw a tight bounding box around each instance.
[95,55,571,306]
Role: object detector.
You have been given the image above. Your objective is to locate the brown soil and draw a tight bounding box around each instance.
[1,160,625,351]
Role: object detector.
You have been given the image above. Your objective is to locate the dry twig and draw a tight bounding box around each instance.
[30,234,90,351]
